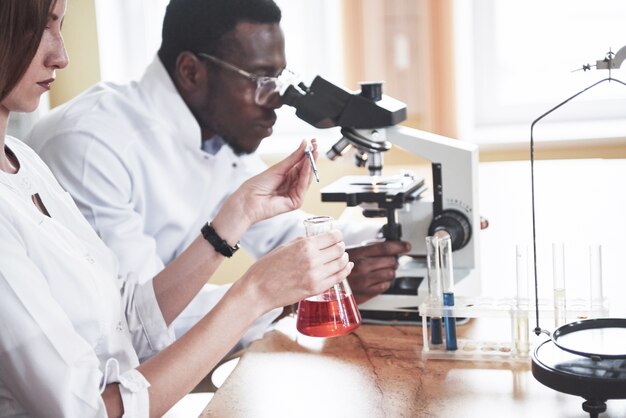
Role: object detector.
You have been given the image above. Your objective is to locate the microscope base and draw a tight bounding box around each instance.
[357,257,479,325]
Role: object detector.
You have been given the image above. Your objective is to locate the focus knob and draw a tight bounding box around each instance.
[428,209,472,251]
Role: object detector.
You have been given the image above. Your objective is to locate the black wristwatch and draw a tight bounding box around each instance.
[201,222,240,257]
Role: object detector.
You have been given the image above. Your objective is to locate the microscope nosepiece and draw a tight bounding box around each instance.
[326,137,352,161]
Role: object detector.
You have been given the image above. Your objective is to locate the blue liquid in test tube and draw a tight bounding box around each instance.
[443,292,457,350]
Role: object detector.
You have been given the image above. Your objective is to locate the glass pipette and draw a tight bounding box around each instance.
[304,141,320,183]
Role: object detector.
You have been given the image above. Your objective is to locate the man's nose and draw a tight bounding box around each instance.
[262,91,283,109]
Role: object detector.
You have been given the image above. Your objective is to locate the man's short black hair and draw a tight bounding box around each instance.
[158,0,282,75]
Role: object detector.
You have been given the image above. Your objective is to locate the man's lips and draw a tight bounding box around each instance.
[257,119,276,131]
[260,114,277,127]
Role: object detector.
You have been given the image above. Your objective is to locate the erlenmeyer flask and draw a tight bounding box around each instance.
[296,216,362,337]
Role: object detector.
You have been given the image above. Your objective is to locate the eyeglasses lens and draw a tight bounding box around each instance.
[254,71,297,106]
[255,79,278,105]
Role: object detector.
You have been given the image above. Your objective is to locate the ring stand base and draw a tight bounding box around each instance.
[531,339,626,417]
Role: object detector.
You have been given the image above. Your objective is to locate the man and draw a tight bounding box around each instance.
[26,0,410,337]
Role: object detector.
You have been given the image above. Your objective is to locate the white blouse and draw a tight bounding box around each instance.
[0,137,174,417]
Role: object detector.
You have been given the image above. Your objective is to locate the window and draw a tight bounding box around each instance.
[456,0,626,146]
[270,0,457,153]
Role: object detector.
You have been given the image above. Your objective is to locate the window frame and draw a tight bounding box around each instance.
[454,0,626,150]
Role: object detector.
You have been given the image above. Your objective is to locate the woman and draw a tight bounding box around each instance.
[0,1,352,417]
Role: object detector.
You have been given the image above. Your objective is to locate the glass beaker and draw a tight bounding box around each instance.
[296,216,362,337]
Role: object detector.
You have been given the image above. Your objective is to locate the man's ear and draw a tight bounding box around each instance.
[175,52,205,93]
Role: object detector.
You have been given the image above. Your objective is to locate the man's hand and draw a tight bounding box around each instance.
[346,240,411,304]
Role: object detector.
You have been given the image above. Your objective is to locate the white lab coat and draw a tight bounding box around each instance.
[26,57,378,338]
[0,136,174,417]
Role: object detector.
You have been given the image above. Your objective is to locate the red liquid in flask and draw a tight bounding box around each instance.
[296,290,361,337]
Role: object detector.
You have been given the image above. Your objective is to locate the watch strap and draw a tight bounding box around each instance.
[201,222,240,257]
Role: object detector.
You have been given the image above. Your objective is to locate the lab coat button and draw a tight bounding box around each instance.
[85,253,95,264]
[21,177,31,191]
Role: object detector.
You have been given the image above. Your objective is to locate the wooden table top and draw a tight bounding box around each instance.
[200,159,626,418]
[199,316,626,418]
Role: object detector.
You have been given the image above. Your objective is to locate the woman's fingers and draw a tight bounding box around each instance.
[308,229,343,250]
[294,231,347,270]
[299,233,353,293]
[245,228,351,309]
[316,252,351,280]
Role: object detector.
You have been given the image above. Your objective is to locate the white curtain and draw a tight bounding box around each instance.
[94,0,169,83]
[267,0,345,154]
[94,0,342,85]
[92,0,344,154]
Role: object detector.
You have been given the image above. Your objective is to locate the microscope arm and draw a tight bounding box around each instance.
[387,125,479,220]
[387,125,481,272]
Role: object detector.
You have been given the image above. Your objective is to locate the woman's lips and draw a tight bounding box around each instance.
[37,78,55,91]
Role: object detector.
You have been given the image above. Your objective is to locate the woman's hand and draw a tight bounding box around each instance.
[231,139,317,226]
[238,229,353,312]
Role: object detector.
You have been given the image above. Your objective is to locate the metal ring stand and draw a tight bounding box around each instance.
[529,49,626,417]
[551,318,626,359]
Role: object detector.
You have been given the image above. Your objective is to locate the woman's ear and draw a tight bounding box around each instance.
[174,52,205,93]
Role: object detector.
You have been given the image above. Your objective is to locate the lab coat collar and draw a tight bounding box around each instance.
[202,135,226,155]
[138,57,202,153]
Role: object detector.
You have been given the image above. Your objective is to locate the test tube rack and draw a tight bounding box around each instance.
[419,295,609,363]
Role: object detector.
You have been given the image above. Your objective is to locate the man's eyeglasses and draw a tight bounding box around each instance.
[197,52,297,106]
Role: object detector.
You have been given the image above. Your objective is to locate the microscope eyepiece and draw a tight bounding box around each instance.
[359,81,383,101]
[280,84,305,108]
[280,76,407,129]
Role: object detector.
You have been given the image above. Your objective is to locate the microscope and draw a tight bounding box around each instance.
[282,77,482,322]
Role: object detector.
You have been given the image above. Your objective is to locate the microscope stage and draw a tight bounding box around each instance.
[321,174,426,207]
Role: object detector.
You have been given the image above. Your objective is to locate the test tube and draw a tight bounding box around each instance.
[425,236,443,346]
[588,245,604,314]
[552,243,566,327]
[514,245,530,356]
[439,236,457,351]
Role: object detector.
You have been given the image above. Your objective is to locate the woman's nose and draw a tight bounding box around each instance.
[46,34,69,70]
